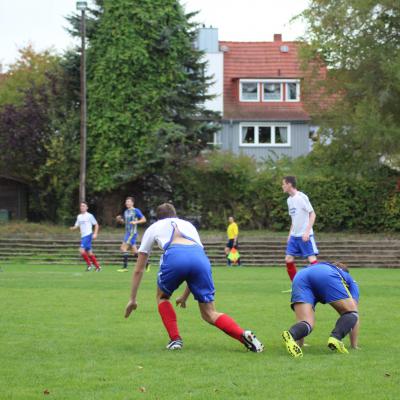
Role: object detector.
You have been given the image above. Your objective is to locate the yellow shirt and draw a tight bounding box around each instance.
[227,222,239,240]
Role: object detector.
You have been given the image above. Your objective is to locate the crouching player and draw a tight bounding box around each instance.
[70,201,101,271]
[282,261,359,357]
[124,203,264,352]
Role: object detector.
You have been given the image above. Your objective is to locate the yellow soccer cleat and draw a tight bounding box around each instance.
[327,337,349,354]
[282,331,303,358]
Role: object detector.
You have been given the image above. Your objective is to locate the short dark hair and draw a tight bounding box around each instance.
[156,203,177,220]
[126,196,135,203]
[331,261,349,273]
[283,176,297,188]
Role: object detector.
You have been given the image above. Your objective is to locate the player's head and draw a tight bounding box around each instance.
[331,261,349,273]
[282,176,297,193]
[80,201,88,213]
[125,196,135,208]
[228,216,235,223]
[156,203,177,220]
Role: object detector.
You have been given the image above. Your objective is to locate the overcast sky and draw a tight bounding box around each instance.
[0,0,309,69]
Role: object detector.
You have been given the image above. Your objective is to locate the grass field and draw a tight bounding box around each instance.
[1,264,399,400]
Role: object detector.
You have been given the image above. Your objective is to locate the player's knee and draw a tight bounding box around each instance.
[285,255,294,263]
[79,248,85,255]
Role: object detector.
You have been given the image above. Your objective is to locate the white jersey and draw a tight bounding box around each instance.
[287,191,314,237]
[138,217,202,254]
[74,212,98,237]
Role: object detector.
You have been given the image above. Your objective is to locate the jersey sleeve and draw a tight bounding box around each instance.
[302,194,314,213]
[89,214,98,225]
[138,225,155,254]
[135,208,144,219]
[233,223,239,237]
[74,217,79,227]
[347,277,360,302]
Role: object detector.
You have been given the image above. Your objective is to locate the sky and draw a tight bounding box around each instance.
[0,0,309,69]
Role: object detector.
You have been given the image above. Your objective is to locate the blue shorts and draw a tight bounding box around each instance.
[80,234,93,251]
[286,235,319,258]
[123,232,138,246]
[158,244,215,303]
[291,264,353,309]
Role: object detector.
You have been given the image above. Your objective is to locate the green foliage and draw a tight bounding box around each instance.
[298,0,400,172]
[86,0,219,191]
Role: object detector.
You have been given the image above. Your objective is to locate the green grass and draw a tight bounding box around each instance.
[0,265,399,400]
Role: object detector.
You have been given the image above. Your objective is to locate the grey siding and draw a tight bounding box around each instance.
[220,121,310,161]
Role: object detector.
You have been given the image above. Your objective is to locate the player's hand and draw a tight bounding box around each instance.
[92,234,97,240]
[124,299,138,318]
[116,215,123,223]
[176,297,187,308]
[302,232,310,242]
[130,221,137,225]
[69,227,74,231]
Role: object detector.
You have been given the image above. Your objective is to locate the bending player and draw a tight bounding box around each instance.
[282,176,318,281]
[282,261,360,357]
[70,201,101,271]
[116,197,146,270]
[124,203,264,352]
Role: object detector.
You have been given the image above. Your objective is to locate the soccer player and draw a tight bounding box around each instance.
[70,201,101,271]
[282,176,318,281]
[224,216,240,266]
[124,203,264,352]
[282,261,360,358]
[116,197,146,270]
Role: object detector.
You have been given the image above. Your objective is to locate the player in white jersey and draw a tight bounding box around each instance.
[124,203,264,352]
[282,176,318,281]
[70,202,101,271]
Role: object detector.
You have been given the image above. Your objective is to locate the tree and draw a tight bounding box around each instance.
[299,0,400,173]
[86,0,219,191]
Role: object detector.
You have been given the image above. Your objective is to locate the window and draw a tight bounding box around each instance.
[286,82,300,101]
[240,82,259,102]
[263,83,282,101]
[206,131,222,148]
[241,126,255,143]
[239,124,290,146]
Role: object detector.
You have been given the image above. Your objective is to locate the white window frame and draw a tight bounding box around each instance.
[239,81,260,102]
[239,123,291,147]
[262,82,283,102]
[206,131,222,148]
[285,82,300,102]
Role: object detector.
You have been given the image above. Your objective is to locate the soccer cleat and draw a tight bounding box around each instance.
[327,337,349,354]
[166,339,183,350]
[95,267,102,272]
[86,265,93,272]
[282,330,303,358]
[145,263,151,272]
[242,330,264,353]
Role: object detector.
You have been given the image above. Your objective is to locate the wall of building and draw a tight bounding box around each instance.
[0,178,28,219]
[220,121,310,160]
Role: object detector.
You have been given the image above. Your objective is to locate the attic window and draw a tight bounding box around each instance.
[240,81,259,102]
[280,45,289,53]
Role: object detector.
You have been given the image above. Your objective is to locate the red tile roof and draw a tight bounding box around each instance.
[220,40,323,121]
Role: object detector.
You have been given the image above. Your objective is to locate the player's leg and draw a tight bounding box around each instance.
[328,298,358,354]
[156,287,183,350]
[285,254,297,281]
[79,236,92,270]
[282,303,314,357]
[120,242,129,269]
[225,240,233,266]
[302,235,318,265]
[198,301,263,352]
[87,250,101,271]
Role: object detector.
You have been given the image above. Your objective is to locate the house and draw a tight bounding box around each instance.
[0,175,28,220]
[197,28,319,161]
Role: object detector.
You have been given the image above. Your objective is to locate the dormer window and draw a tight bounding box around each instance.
[239,81,259,102]
[239,79,300,102]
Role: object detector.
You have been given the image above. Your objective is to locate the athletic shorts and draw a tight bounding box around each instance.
[291,264,353,309]
[123,232,138,246]
[157,244,215,303]
[80,234,93,251]
[226,239,238,249]
[286,235,318,258]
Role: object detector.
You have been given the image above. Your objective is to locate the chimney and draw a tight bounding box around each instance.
[274,34,282,42]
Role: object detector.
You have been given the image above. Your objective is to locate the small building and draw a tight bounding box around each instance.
[197,28,322,161]
[0,175,28,220]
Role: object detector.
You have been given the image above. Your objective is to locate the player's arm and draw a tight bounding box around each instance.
[130,209,146,225]
[115,215,124,224]
[287,224,293,242]
[233,224,239,247]
[125,252,148,318]
[93,223,99,240]
[303,211,316,241]
[176,285,191,308]
[70,218,79,231]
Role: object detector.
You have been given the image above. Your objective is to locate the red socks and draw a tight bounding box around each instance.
[158,301,181,341]
[81,252,91,267]
[286,262,297,281]
[214,314,244,342]
[89,254,100,268]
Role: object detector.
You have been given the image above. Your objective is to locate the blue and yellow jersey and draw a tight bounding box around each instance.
[124,208,144,235]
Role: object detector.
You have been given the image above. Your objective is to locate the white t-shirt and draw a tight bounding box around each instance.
[138,218,202,254]
[74,212,98,237]
[287,191,314,237]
